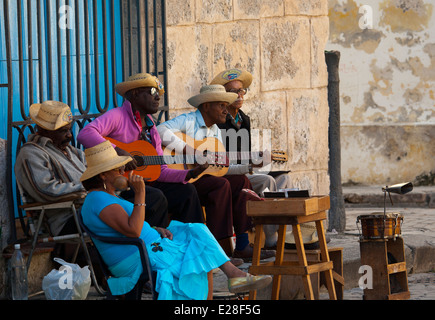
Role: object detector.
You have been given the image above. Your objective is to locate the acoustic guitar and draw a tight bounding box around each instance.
[163,132,288,182]
[105,133,288,183]
[162,132,230,182]
[104,136,229,182]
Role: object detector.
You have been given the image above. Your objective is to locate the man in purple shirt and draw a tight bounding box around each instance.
[77,73,206,229]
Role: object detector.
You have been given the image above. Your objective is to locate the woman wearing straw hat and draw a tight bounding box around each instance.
[77,73,205,229]
[79,140,272,299]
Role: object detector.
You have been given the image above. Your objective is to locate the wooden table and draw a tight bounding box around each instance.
[247,196,337,300]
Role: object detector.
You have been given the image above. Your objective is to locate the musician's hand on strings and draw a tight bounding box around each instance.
[186,163,209,181]
[115,146,137,171]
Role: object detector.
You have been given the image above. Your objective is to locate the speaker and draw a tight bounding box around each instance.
[382,182,413,195]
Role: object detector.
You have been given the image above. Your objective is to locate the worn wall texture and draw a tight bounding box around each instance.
[326,0,435,185]
[164,0,331,195]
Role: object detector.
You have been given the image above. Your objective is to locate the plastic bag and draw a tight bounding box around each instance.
[42,258,91,300]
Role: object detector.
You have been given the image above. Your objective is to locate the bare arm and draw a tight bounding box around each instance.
[99,172,146,238]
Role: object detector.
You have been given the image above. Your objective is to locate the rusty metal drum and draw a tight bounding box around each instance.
[357,212,403,240]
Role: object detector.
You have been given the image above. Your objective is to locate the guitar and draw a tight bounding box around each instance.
[164,132,288,164]
[104,136,229,182]
[162,132,230,182]
[105,133,288,183]
[163,132,288,181]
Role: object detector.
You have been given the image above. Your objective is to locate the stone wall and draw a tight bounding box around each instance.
[164,0,331,195]
[326,0,435,185]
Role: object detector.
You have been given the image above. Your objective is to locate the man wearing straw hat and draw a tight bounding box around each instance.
[77,73,206,230]
[212,68,324,251]
[14,100,87,239]
[157,84,275,262]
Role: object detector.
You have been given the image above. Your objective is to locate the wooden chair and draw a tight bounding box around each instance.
[16,181,105,295]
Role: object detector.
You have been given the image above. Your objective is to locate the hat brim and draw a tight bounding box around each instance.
[284,227,318,245]
[80,155,133,182]
[188,92,238,108]
[210,69,253,88]
[115,79,165,98]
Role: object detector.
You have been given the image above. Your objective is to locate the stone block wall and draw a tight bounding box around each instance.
[164,0,331,195]
[326,0,435,185]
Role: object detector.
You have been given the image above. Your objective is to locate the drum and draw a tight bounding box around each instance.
[356,212,403,240]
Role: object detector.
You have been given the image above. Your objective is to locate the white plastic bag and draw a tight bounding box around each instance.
[42,258,91,300]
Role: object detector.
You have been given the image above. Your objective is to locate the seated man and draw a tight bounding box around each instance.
[77,73,205,229]
[211,68,291,195]
[212,68,321,250]
[157,84,275,262]
[14,100,87,238]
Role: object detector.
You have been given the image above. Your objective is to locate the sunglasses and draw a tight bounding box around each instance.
[149,87,159,97]
[111,166,125,173]
[136,87,159,97]
[227,88,248,95]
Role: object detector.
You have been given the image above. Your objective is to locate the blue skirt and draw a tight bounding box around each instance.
[108,221,229,300]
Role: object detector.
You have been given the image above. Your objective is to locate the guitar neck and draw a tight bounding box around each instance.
[137,154,197,166]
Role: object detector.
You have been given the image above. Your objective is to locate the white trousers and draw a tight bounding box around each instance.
[247,173,291,247]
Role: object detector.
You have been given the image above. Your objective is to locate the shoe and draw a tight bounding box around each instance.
[233,243,276,262]
[228,274,272,293]
[230,257,245,267]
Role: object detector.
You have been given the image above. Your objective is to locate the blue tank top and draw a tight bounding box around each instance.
[81,191,160,267]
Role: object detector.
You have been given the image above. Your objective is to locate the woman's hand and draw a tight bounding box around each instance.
[155,227,173,240]
[128,171,145,194]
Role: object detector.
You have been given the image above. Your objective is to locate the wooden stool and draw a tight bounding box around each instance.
[359,237,410,300]
[247,196,337,300]
[282,247,344,299]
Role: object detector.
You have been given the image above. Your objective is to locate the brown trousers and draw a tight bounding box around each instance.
[193,174,253,240]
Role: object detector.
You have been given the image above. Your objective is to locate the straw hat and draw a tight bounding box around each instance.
[210,68,253,88]
[29,100,73,131]
[285,223,319,247]
[115,73,165,98]
[80,140,133,182]
[187,84,238,108]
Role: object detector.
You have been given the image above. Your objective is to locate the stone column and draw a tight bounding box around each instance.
[326,51,346,232]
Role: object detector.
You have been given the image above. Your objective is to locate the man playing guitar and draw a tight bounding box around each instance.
[157,84,275,262]
[77,73,207,230]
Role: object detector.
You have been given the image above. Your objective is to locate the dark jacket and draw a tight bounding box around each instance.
[218,110,251,164]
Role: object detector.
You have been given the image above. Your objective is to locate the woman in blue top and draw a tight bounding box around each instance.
[79,140,271,300]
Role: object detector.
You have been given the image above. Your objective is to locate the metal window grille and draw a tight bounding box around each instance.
[2,0,169,242]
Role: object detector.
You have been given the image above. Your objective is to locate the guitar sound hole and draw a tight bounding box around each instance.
[133,155,144,167]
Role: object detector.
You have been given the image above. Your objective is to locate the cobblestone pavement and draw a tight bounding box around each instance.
[83,271,435,300]
[341,272,435,300]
